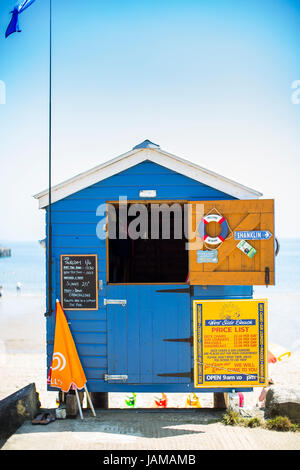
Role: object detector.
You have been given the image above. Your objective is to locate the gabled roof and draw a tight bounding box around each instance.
[132,139,161,150]
[34,140,262,209]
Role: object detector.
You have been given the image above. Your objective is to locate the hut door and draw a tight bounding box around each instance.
[106,284,191,384]
[188,199,275,285]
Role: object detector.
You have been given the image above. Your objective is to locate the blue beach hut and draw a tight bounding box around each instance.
[34,140,274,402]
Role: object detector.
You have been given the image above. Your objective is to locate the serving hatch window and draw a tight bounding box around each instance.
[107,201,189,284]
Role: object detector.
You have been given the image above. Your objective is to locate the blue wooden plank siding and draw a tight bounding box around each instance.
[106,285,191,384]
[46,160,252,393]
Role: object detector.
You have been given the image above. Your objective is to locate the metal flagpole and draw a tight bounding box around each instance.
[46,0,52,317]
[45,4,95,420]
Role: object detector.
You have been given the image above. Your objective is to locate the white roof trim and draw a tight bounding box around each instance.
[34,147,262,209]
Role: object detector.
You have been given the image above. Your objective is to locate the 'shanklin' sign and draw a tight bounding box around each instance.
[193,299,268,388]
[234,230,272,240]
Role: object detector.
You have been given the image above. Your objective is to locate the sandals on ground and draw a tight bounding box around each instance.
[32,412,55,425]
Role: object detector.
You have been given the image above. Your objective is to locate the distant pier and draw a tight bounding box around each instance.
[0,246,11,258]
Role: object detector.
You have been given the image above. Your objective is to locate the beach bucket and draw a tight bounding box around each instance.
[154,393,168,408]
[125,393,136,407]
[185,393,201,408]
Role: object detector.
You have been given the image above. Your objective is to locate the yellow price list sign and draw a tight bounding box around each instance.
[193,299,268,388]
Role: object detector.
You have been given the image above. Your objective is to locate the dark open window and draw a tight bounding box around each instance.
[108,202,188,283]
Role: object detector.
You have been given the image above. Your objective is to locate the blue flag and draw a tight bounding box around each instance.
[5,0,36,38]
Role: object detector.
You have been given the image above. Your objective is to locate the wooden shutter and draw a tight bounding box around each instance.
[189,199,275,285]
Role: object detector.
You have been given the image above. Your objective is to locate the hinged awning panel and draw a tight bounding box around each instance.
[189,199,275,286]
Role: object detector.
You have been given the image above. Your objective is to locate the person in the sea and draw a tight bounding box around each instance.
[258,378,274,408]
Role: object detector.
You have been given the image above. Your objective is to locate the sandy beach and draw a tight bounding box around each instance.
[0,292,299,411]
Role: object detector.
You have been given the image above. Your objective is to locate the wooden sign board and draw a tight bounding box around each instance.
[61,254,98,310]
[193,299,268,388]
[189,199,275,285]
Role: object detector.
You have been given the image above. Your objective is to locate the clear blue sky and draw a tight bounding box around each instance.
[0,0,299,241]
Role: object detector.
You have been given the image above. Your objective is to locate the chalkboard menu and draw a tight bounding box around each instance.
[61,254,98,310]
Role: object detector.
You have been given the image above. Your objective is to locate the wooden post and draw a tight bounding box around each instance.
[213,392,229,409]
[66,392,78,418]
[89,392,109,409]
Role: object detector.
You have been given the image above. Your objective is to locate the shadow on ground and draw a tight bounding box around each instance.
[13,408,223,440]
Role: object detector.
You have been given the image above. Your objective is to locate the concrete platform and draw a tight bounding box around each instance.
[2,409,300,450]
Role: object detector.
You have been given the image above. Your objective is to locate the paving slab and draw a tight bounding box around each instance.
[1,409,300,450]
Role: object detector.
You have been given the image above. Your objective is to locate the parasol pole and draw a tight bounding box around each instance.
[75,388,84,420]
[84,384,96,417]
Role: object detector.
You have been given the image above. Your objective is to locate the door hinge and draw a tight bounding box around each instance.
[156,286,194,296]
[163,336,193,346]
[157,368,194,379]
[104,298,127,306]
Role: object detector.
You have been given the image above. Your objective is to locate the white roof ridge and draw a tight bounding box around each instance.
[34,147,142,199]
[34,145,262,209]
[156,148,261,195]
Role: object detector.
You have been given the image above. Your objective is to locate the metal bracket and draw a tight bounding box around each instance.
[103,374,128,382]
[163,336,193,346]
[157,368,193,379]
[104,298,127,307]
[156,286,194,296]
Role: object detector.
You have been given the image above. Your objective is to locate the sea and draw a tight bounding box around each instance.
[0,239,299,351]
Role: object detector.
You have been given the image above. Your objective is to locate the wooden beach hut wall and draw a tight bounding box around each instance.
[34,140,275,394]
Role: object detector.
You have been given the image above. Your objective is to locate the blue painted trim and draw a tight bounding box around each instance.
[258,302,266,384]
[48,383,253,393]
[195,304,203,385]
